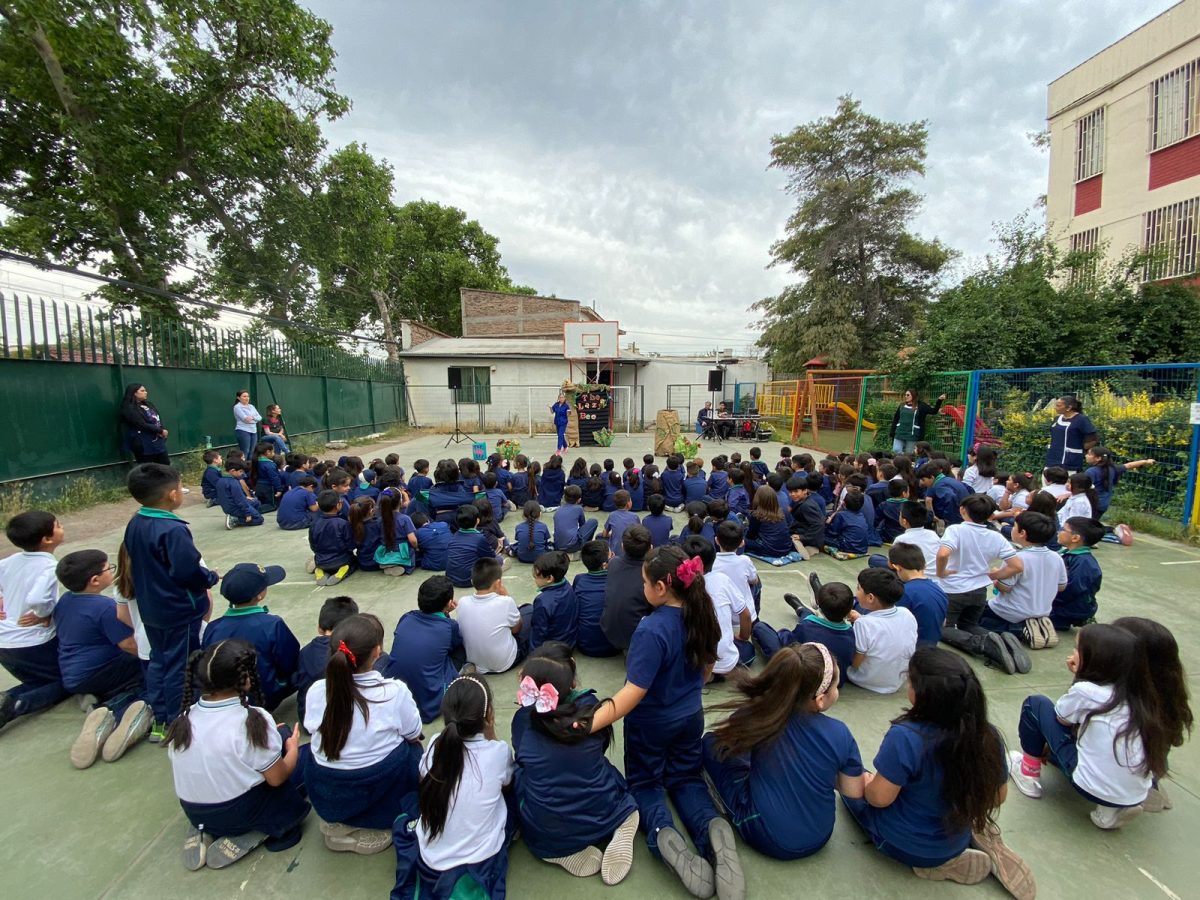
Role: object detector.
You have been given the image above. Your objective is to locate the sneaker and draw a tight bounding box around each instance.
[314,567,327,583]
[602,810,638,885]
[708,817,745,900]
[102,700,152,762]
[913,848,991,884]
[971,822,1036,900]
[181,486,191,494]
[1090,804,1143,830]
[70,707,116,769]
[982,632,1017,675]
[656,826,715,898]
[224,514,235,531]
[999,632,1032,674]
[1037,616,1059,648]
[323,826,393,855]
[182,826,212,871]
[545,846,603,877]
[808,571,823,599]
[305,557,317,574]
[782,592,806,615]
[1007,750,1043,799]
[329,564,351,584]
[1023,616,1058,650]
[0,691,16,730]
[206,831,267,868]
[1115,523,1133,546]
[147,721,168,744]
[1143,784,1172,813]
[76,693,98,713]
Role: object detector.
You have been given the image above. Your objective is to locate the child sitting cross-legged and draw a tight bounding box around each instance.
[846,569,918,694]
[573,540,618,657]
[276,475,318,531]
[305,613,424,855]
[757,581,856,684]
[457,558,528,674]
[217,460,264,529]
[513,500,552,564]
[745,485,794,559]
[823,490,870,560]
[447,504,507,589]
[167,639,310,871]
[412,511,450,572]
[681,535,753,677]
[640,492,674,547]
[386,575,468,723]
[511,642,640,883]
[200,450,222,507]
[938,493,1017,652]
[530,551,579,651]
[604,490,641,559]
[296,596,385,725]
[553,485,600,555]
[310,490,356,586]
[787,474,827,560]
[1050,517,1105,632]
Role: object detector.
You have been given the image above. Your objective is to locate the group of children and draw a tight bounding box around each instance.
[0,433,1188,900]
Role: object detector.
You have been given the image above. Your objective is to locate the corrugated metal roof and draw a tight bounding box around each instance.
[399,336,653,360]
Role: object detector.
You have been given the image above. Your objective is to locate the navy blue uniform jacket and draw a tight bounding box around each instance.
[122,508,217,628]
[310,515,355,568]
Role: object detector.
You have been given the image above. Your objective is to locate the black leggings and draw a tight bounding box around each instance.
[133,451,171,466]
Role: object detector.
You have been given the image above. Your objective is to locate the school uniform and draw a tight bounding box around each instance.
[348,516,382,572]
[847,606,918,694]
[530,580,578,650]
[709,570,752,674]
[1057,493,1095,528]
[752,615,855,686]
[295,636,392,724]
[626,477,645,512]
[745,515,793,558]
[52,591,143,720]
[216,474,264,526]
[386,611,465,723]
[750,460,770,480]
[169,697,310,851]
[702,711,863,859]
[427,481,472,527]
[775,486,792,521]
[788,495,827,551]
[572,571,618,656]
[818,474,835,507]
[253,457,285,509]
[282,468,308,490]
[202,605,300,712]
[705,470,730,501]
[897,578,949,648]
[275,486,316,530]
[566,474,589,499]
[865,480,889,507]
[844,720,1004,868]
[605,509,641,558]
[660,468,685,508]
[857,493,882,546]
[938,523,1017,630]
[876,497,907,544]
[890,527,941,578]
[309,514,356,571]
[457,592,522,674]
[123,508,219,724]
[445,528,497,588]
[926,474,971,525]
[509,471,531,506]
[1051,548,1102,630]
[1086,464,1124,517]
[200,465,222,502]
[600,478,621,512]
[600,555,653,650]
[712,551,760,617]
[640,512,674,547]
[304,671,424,829]
[512,521,552,564]
[985,545,1066,628]
[511,692,638,859]
[482,487,508,522]
[1046,413,1097,471]
[825,509,870,555]
[623,605,719,859]
[0,550,67,721]
[416,521,451,571]
[552,503,598,552]
[407,474,433,497]
[727,485,750,520]
[376,512,418,571]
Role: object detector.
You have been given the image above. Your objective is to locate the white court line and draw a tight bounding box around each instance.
[1138,867,1182,900]
[1159,560,1200,566]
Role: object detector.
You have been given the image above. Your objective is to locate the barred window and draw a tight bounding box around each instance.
[1150,60,1200,151]
[1068,228,1099,285]
[1142,198,1200,281]
[1075,108,1104,181]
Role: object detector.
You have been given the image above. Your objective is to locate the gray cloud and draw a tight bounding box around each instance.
[305,0,1174,352]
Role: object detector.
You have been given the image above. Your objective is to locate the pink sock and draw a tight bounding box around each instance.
[1020,753,1042,776]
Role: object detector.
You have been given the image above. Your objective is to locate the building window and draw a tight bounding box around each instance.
[1151,60,1200,151]
[455,366,492,404]
[1075,108,1105,181]
[1142,198,1200,281]
[1068,228,1100,285]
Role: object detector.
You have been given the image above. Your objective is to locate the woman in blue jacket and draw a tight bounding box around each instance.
[120,383,170,465]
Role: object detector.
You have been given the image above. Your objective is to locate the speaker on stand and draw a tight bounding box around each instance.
[445,366,474,447]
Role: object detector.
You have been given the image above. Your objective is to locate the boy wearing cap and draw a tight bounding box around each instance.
[201,563,300,711]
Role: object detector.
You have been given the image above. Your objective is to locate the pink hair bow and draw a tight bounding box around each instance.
[675,556,704,587]
[517,676,560,713]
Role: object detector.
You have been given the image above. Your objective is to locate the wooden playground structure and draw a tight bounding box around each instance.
[755,371,877,450]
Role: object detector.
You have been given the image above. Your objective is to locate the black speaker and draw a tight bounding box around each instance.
[708,369,724,392]
[447,367,463,390]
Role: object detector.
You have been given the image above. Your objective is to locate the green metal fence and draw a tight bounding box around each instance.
[854,372,972,458]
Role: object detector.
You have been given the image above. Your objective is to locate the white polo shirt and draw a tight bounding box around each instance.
[304,671,424,769]
[1056,681,1152,806]
[892,528,941,579]
[0,552,58,649]
[847,606,918,694]
[938,523,1016,594]
[1057,493,1094,528]
[417,733,513,869]
[707,570,749,675]
[168,697,281,803]
[988,546,1067,623]
[456,592,520,674]
[712,551,759,622]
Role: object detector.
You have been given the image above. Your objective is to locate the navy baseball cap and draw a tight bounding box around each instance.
[220,563,286,604]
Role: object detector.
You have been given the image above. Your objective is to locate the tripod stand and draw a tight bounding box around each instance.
[444,391,475,447]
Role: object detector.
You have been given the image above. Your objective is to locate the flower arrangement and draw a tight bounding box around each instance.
[495,438,522,461]
[674,434,701,459]
[594,427,615,447]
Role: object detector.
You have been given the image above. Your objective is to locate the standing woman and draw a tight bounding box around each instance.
[120,383,171,465]
[1045,393,1098,476]
[889,389,947,454]
[550,392,571,456]
[233,390,263,457]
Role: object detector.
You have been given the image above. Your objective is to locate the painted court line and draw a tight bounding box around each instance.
[1159,560,1200,566]
[1138,867,1182,900]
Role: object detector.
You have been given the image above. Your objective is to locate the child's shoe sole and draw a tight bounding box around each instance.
[206,831,267,869]
[545,846,603,876]
[971,823,1036,900]
[708,817,745,900]
[182,826,212,871]
[999,632,1032,674]
[103,700,152,762]
[602,810,639,885]
[71,708,116,769]
[983,633,1017,675]
[1090,804,1143,830]
[323,828,393,855]
[913,848,991,884]
[657,826,715,898]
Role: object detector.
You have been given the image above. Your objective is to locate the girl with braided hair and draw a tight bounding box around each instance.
[166,639,309,871]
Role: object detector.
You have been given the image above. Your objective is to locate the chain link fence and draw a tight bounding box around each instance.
[855,372,973,458]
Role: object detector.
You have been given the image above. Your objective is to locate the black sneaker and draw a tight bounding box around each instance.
[808,571,823,599]
[999,632,1032,674]
[0,691,17,730]
[982,632,1017,675]
[783,592,805,614]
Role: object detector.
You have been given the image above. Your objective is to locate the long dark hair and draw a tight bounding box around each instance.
[751,485,784,523]
[378,488,405,550]
[709,643,832,758]
[1074,623,1163,778]
[1088,446,1116,491]
[974,446,997,479]
[522,500,541,549]
[569,457,589,480]
[521,642,613,750]
[248,441,275,489]
[642,545,719,671]
[898,647,1004,833]
[349,496,376,544]
[1068,473,1099,519]
[317,614,385,762]
[527,460,540,501]
[115,542,135,601]
[120,383,155,415]
[1113,617,1193,761]
[165,639,269,752]
[419,675,493,839]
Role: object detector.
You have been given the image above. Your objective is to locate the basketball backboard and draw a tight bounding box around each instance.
[563,321,620,359]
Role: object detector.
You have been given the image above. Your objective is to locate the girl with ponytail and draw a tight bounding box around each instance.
[166,639,309,871]
[845,647,1033,897]
[304,614,424,854]
[393,674,514,898]
[574,545,739,899]
[513,500,551,564]
[375,487,418,575]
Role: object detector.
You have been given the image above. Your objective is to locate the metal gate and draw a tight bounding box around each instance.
[667,384,693,427]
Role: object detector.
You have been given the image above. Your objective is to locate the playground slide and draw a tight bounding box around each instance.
[834,402,876,431]
[942,405,1002,447]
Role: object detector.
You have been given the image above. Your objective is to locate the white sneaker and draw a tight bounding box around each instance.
[1090,804,1143,830]
[102,700,152,762]
[181,487,191,494]
[71,708,116,769]
[225,514,235,531]
[1007,750,1042,799]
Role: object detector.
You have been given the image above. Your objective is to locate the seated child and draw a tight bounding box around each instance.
[250,443,285,511]
[0,510,67,731]
[824,491,870,559]
[540,455,566,510]
[473,496,506,555]
[754,582,856,685]
[984,511,1066,648]
[640,493,673,547]
[305,613,424,851]
[660,455,686,512]
[573,540,618,657]
[509,455,532,506]
[1040,466,1070,503]
[873,502,940,578]
[726,467,751,520]
[876,478,909,544]
[937,493,1016,640]
[749,445,770,480]
[200,450,223,506]
[846,569,918,694]
[604,490,641,559]
[296,596,365,725]
[217,460,264,529]
[705,456,729,501]
[310,490,356,586]
[1051,517,1104,631]
[456,558,526,673]
[552,485,599,553]
[412,511,451,572]
[513,500,552,564]
[887,543,948,649]
[702,643,864,860]
[681,536,752,675]
[625,468,645,512]
[745,485,794,559]
[349,497,383,573]
[712,520,761,615]
[1057,473,1099,528]
[406,458,433,497]
[446,504,504,589]
[276,476,318,530]
[376,488,419,574]
[787,474,826,559]
[387,576,467,723]
[167,640,309,870]
[530,551,578,650]
[601,471,622,512]
[919,460,971,528]
[54,550,150,768]
[202,563,298,711]
[599,525,653,651]
[481,472,509,522]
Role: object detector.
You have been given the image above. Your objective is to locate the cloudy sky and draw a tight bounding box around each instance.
[300,0,1175,354]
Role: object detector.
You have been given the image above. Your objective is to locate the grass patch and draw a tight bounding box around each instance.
[1106,503,1197,546]
[0,477,128,531]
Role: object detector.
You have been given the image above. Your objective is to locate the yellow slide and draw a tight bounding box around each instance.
[834,402,876,431]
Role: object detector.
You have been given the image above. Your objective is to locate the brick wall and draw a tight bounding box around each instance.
[405,321,443,347]
[460,288,597,337]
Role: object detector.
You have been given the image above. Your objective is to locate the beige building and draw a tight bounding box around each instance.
[1048,0,1200,279]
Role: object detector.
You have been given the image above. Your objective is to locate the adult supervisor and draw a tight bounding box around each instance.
[120,383,171,465]
[888,389,946,453]
[550,392,571,455]
[1045,393,1098,474]
[232,390,264,456]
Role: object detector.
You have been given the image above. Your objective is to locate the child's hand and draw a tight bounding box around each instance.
[847,610,861,623]
[285,724,299,754]
[16,611,45,627]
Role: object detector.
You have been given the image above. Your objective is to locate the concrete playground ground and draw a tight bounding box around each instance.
[1,430,1197,900]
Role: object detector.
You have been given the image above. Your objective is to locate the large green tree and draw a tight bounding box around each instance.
[755,96,952,369]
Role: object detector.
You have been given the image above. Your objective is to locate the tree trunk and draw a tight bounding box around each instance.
[371,289,400,362]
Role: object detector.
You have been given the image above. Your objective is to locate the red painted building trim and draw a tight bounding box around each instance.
[1074,175,1102,215]
[1149,134,1200,189]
